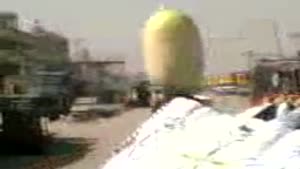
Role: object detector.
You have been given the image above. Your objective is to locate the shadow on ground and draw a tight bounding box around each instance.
[0,137,95,169]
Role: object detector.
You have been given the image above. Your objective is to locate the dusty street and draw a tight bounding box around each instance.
[53,108,152,169]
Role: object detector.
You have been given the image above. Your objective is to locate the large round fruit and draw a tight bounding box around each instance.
[142,8,204,90]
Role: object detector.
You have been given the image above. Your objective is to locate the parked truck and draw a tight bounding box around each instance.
[0,13,73,152]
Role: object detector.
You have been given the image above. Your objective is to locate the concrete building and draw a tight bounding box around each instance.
[72,60,126,82]
[71,58,127,100]
[0,13,70,95]
[0,12,18,30]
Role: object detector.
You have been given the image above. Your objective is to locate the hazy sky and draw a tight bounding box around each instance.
[0,0,300,72]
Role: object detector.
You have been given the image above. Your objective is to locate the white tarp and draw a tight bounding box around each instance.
[100,97,300,169]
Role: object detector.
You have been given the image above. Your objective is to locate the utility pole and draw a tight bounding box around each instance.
[242,50,254,71]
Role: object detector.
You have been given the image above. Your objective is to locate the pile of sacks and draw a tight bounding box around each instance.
[99,96,300,169]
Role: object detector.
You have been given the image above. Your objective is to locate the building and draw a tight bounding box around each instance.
[71,58,127,101]
[72,60,126,82]
[0,12,70,94]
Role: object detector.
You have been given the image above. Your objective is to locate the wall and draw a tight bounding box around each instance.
[72,62,127,97]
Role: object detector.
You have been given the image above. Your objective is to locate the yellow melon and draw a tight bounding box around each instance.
[142,8,204,90]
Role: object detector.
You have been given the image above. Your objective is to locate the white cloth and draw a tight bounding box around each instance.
[100,100,300,169]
